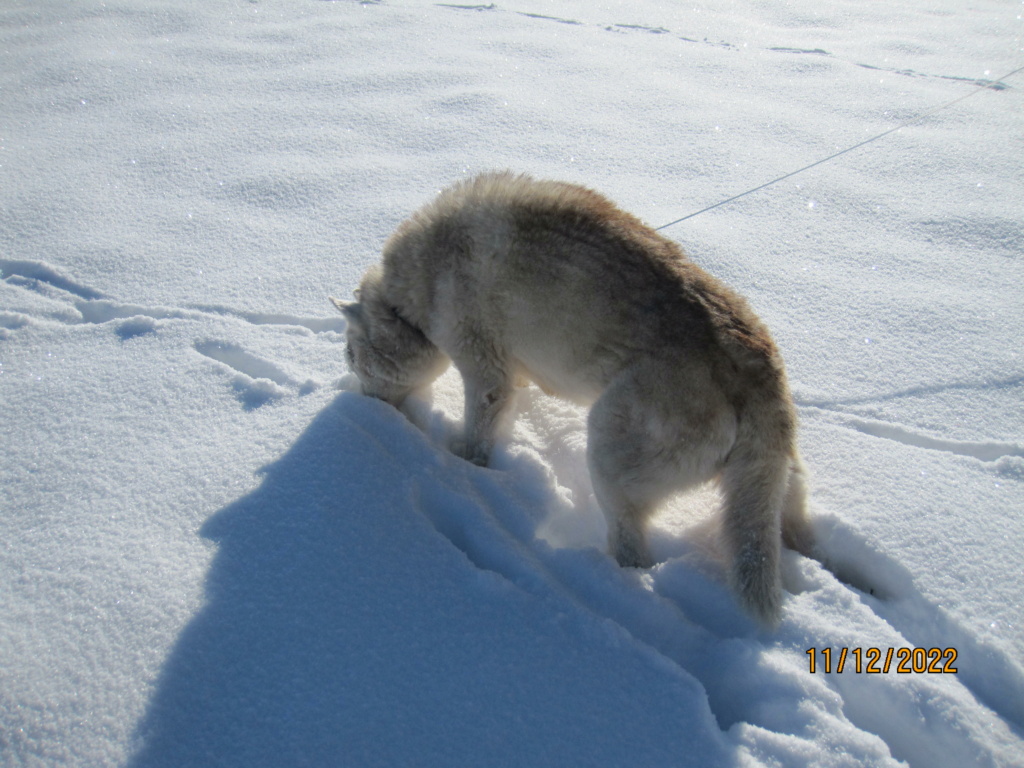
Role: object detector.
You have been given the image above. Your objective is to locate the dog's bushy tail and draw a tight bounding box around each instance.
[719,369,804,627]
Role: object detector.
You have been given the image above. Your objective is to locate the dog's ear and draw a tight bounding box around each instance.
[330,296,363,327]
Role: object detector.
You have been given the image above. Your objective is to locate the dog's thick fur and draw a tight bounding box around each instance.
[334,171,813,626]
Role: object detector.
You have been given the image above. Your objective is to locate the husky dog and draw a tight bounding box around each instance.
[333,171,813,626]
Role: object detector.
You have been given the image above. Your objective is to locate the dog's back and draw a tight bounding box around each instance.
[379,172,780,402]
[340,172,813,626]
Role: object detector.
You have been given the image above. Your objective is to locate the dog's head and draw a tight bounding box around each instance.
[332,268,446,407]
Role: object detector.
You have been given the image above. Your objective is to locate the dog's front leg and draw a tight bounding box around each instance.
[458,375,513,466]
[448,348,516,468]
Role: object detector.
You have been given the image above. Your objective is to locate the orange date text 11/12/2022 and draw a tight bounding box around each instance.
[806,647,958,674]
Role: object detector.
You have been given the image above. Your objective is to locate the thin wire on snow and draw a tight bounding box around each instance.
[655,63,1024,231]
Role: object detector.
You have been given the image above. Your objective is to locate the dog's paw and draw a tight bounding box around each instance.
[450,439,491,467]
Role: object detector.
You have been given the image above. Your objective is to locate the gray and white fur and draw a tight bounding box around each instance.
[333,171,814,627]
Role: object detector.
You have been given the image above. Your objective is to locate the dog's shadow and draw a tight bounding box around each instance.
[127,392,448,766]
[127,391,732,767]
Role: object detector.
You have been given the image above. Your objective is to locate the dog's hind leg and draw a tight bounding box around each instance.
[780,454,815,556]
[587,363,734,570]
[591,470,656,569]
[586,377,659,568]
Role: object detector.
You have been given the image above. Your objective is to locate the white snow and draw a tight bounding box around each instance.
[1,1,1022,766]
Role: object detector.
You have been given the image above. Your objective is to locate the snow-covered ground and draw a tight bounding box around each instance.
[2,1,1022,765]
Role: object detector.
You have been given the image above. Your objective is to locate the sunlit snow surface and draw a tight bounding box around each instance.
[1,1,1022,766]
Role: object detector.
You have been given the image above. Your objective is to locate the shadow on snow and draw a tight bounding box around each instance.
[127,392,728,768]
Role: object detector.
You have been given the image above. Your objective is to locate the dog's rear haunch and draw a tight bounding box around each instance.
[334,171,814,627]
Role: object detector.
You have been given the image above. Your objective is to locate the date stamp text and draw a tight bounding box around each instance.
[806,647,958,674]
